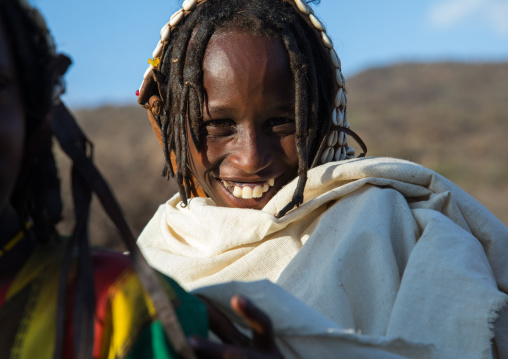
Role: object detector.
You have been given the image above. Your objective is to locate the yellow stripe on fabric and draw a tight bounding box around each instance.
[6,242,59,300]
[104,269,154,359]
[0,220,31,258]
[8,244,61,359]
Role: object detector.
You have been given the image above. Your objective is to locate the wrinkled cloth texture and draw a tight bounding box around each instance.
[138,157,508,358]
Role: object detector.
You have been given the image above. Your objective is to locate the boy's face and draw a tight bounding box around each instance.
[0,19,25,212]
[187,30,298,209]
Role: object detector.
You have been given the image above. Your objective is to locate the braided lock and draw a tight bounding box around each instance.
[138,0,366,215]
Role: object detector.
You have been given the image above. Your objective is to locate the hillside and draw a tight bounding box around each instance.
[347,62,508,223]
[55,62,508,249]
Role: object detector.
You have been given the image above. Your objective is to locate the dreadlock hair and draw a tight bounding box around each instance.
[139,0,337,215]
[0,0,64,242]
[0,1,96,357]
[1,3,198,358]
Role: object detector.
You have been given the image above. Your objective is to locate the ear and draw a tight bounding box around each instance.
[147,110,163,148]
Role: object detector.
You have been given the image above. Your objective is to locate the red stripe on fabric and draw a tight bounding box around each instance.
[57,250,133,358]
[91,250,133,358]
[0,281,12,304]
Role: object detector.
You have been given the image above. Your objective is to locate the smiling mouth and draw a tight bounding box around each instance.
[220,178,276,199]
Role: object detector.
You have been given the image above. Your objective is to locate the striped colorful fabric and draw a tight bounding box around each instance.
[0,242,207,359]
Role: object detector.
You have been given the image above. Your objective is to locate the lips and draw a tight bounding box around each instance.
[220,178,276,199]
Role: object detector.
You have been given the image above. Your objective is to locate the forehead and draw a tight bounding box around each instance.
[203,30,290,74]
[202,30,293,105]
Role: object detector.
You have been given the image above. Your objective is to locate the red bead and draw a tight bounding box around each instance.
[135,90,140,96]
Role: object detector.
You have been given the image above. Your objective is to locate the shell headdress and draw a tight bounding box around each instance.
[138,0,366,167]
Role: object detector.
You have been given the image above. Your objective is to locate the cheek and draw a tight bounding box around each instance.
[280,135,299,167]
[186,134,217,186]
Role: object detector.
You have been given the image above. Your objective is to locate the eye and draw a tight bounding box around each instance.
[201,119,236,137]
[265,117,296,136]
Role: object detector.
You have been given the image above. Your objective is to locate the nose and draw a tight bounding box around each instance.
[228,127,272,174]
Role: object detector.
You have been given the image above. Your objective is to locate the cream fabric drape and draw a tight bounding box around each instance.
[138,157,508,358]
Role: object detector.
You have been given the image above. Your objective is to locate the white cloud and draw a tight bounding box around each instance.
[428,0,508,36]
[486,2,508,34]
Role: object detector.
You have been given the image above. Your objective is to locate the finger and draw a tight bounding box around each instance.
[230,295,277,351]
[197,295,250,346]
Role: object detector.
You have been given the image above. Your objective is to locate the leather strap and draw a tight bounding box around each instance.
[51,103,196,359]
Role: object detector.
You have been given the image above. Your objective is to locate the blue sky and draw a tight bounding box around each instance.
[34,0,508,108]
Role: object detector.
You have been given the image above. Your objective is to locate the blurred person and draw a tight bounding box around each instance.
[0,0,209,357]
[137,0,508,358]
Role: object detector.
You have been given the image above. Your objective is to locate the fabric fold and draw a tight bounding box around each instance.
[138,157,508,358]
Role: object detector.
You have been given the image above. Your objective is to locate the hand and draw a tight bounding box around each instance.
[189,295,284,359]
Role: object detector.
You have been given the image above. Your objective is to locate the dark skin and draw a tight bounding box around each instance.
[186,30,298,210]
[189,295,283,359]
[184,31,296,358]
[0,17,33,284]
[0,17,25,245]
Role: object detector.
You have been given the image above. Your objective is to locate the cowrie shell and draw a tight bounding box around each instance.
[309,14,325,31]
[339,131,348,146]
[331,108,338,126]
[342,90,348,107]
[294,0,310,15]
[161,25,171,41]
[334,146,342,161]
[182,0,197,11]
[327,130,338,147]
[152,41,163,59]
[337,108,345,126]
[340,146,347,161]
[321,147,332,164]
[336,69,344,88]
[160,24,169,37]
[327,147,335,162]
[169,10,184,26]
[335,88,344,107]
[143,66,152,81]
[330,48,341,69]
[321,32,333,49]
[347,146,355,156]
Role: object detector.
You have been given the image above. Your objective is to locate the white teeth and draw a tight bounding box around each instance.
[233,186,242,198]
[242,186,253,199]
[221,178,276,200]
[252,186,263,198]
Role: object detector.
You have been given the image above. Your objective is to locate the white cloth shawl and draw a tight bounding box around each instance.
[138,157,508,358]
